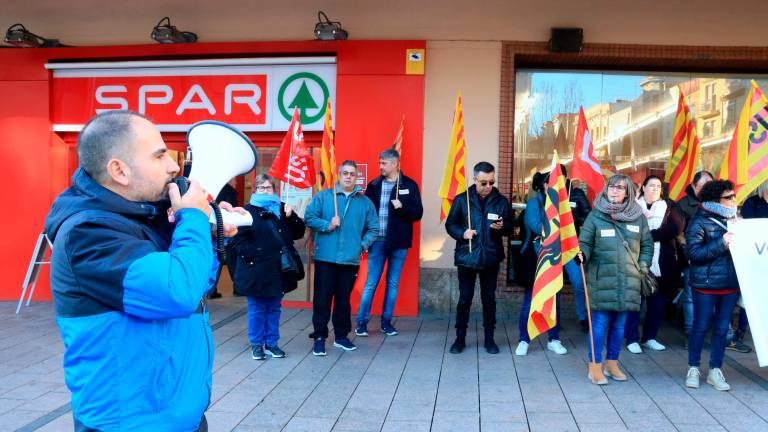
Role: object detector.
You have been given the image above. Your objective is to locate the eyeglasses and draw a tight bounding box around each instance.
[341,171,357,177]
[720,194,737,201]
[256,185,274,192]
[477,180,495,187]
[608,184,627,191]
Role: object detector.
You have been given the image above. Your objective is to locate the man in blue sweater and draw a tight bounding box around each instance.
[304,160,378,355]
[45,111,233,432]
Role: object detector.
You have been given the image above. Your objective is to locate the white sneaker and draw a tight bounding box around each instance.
[627,342,643,354]
[685,366,700,388]
[706,368,731,391]
[642,339,666,351]
[547,340,568,355]
[515,341,529,356]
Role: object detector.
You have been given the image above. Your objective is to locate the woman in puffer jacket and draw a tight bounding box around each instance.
[624,175,684,354]
[684,179,739,391]
[578,174,653,385]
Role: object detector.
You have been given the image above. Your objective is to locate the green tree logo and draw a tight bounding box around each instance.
[278,72,329,123]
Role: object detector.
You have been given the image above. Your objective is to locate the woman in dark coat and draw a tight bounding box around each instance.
[232,174,305,360]
[624,175,683,354]
[684,180,739,391]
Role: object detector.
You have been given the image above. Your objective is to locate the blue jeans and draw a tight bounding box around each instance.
[624,288,666,344]
[688,290,739,368]
[247,295,282,347]
[587,311,628,363]
[564,260,587,321]
[518,289,561,342]
[356,241,408,324]
[680,268,694,335]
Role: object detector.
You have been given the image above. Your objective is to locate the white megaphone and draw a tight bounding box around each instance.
[181,120,258,227]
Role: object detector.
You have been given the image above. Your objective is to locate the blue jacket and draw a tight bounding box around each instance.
[44,168,217,432]
[685,207,739,291]
[304,184,379,265]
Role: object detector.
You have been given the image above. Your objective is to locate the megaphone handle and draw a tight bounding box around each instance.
[211,203,226,263]
[173,176,190,196]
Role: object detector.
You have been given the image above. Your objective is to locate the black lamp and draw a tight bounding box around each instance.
[4,23,62,48]
[151,17,198,44]
[314,11,348,41]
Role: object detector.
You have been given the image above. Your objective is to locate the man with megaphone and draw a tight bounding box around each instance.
[45,111,239,432]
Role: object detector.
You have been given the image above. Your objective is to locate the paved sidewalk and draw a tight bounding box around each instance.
[2,299,767,431]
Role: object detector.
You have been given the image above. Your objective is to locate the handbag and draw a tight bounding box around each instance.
[611,221,658,297]
[265,217,305,286]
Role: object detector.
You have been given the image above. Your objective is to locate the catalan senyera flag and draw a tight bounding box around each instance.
[392,115,405,154]
[528,151,581,340]
[438,93,467,222]
[319,98,337,190]
[719,80,768,204]
[665,89,701,201]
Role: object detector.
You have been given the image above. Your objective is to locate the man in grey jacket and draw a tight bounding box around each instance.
[305,160,379,355]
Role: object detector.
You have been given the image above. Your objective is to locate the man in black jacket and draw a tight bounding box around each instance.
[356,149,423,336]
[445,161,512,354]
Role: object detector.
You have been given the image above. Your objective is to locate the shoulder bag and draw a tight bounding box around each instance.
[611,220,658,297]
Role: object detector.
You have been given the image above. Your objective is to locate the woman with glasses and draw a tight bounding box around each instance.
[624,175,684,354]
[578,174,653,385]
[231,174,306,360]
[684,180,740,391]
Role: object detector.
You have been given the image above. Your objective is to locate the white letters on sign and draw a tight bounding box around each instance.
[224,84,262,115]
[95,85,128,113]
[139,85,173,114]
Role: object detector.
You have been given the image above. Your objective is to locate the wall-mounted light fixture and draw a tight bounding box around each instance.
[4,23,63,48]
[151,17,198,44]
[314,11,348,41]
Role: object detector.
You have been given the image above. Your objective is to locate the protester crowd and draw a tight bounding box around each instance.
[46,111,758,431]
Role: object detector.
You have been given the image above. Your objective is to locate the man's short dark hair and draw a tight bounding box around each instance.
[697,179,734,203]
[380,149,400,161]
[77,111,148,183]
[692,170,714,185]
[473,161,495,176]
[339,160,357,173]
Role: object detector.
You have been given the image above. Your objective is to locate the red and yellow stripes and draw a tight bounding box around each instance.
[665,89,701,201]
[528,152,581,340]
[720,81,768,204]
[392,115,405,154]
[319,98,337,190]
[439,93,468,222]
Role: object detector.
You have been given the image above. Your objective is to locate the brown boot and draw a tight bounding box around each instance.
[603,360,627,381]
[588,363,608,385]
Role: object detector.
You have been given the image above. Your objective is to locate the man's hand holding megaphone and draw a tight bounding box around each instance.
[168,179,212,218]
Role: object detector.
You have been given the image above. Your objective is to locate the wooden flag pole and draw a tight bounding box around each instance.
[333,180,339,218]
[466,186,472,253]
[395,169,401,200]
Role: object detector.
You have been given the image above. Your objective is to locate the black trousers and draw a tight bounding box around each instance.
[456,264,499,331]
[310,260,359,339]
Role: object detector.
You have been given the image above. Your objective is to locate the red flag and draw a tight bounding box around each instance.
[571,106,605,203]
[269,108,316,188]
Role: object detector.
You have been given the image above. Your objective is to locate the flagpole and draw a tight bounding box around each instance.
[466,185,472,253]
[581,262,599,373]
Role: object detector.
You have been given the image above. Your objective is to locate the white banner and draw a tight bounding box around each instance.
[729,218,768,367]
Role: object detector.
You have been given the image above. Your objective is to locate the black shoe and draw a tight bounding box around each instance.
[484,328,499,354]
[580,320,589,334]
[313,338,326,356]
[207,291,223,300]
[449,338,466,354]
[381,319,399,336]
[251,345,266,360]
[725,340,752,353]
[264,345,286,358]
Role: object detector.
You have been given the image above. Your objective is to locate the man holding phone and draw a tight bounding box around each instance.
[45,111,237,432]
[445,162,512,354]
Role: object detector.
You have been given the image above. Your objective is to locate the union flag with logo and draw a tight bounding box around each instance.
[269,107,316,188]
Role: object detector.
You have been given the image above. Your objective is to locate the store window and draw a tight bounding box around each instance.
[513,70,768,201]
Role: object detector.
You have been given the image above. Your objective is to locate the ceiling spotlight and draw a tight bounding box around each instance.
[4,23,63,48]
[314,11,348,41]
[151,17,198,44]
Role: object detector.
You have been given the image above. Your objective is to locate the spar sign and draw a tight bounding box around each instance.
[48,57,336,132]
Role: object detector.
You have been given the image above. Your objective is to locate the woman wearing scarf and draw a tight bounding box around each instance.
[578,174,653,385]
[624,175,684,354]
[232,174,306,360]
[684,179,739,391]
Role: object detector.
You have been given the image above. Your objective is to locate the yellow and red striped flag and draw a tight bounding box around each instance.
[719,80,768,204]
[528,151,581,340]
[318,98,337,190]
[665,88,701,201]
[392,115,405,154]
[438,93,467,222]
